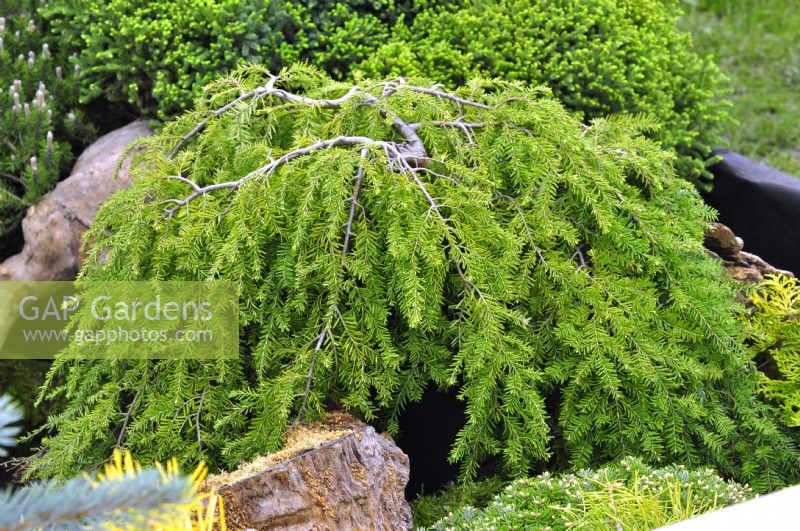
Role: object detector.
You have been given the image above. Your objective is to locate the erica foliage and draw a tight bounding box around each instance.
[0,1,88,239]
[357,0,730,188]
[33,66,797,491]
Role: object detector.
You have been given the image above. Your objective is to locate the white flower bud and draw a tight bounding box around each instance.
[56,66,63,80]
[42,43,50,59]
[35,88,46,109]
[27,19,35,34]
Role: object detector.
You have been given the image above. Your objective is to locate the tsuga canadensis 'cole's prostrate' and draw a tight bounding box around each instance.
[32,66,798,492]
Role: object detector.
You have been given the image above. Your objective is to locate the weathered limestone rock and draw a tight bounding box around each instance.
[704,222,793,284]
[0,120,151,280]
[205,413,412,531]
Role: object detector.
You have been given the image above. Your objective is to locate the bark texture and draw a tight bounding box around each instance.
[214,424,412,531]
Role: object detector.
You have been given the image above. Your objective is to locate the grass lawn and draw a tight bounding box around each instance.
[681,0,800,176]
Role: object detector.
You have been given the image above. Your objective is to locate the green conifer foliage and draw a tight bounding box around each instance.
[356,0,730,188]
[748,275,800,427]
[40,0,419,119]
[32,66,797,491]
[0,395,224,530]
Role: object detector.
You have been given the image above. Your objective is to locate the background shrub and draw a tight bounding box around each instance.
[42,0,418,120]
[357,0,730,188]
[30,67,798,492]
[296,0,418,80]
[748,275,800,427]
[429,457,753,530]
[0,1,90,243]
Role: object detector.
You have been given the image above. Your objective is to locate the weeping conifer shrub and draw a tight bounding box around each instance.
[32,65,798,491]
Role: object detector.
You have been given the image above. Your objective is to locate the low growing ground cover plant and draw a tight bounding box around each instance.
[357,0,731,188]
[429,457,753,530]
[30,66,798,492]
[411,477,507,528]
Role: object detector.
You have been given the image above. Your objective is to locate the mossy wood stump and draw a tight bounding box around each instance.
[205,414,411,530]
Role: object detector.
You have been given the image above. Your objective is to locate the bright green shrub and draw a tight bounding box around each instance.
[42,0,417,120]
[357,0,730,188]
[0,1,89,240]
[749,275,800,427]
[31,66,798,491]
[429,457,753,530]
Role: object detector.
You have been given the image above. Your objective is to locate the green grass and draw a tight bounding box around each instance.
[681,0,800,176]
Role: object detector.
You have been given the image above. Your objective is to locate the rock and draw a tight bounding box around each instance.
[704,222,743,260]
[725,265,764,284]
[703,222,794,285]
[205,413,412,531]
[705,149,800,275]
[0,120,151,280]
[738,251,794,278]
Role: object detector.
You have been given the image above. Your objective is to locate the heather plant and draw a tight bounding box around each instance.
[41,0,417,120]
[429,457,753,530]
[0,1,88,239]
[748,275,800,427]
[31,66,798,491]
[357,0,730,188]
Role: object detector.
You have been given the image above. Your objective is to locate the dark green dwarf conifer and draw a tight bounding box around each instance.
[357,0,730,188]
[33,66,798,491]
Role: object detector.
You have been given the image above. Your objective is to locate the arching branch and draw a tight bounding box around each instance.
[167,77,491,160]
